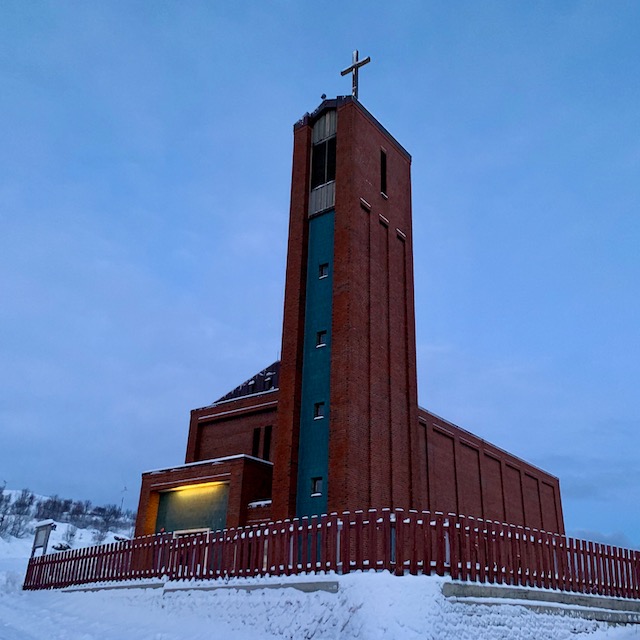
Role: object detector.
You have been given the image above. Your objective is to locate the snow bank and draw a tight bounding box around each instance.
[2,529,640,639]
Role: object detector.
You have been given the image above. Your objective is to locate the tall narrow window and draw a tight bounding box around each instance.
[252,427,261,457]
[263,425,272,461]
[313,402,325,419]
[380,149,387,196]
[319,263,329,279]
[316,330,327,348]
[309,110,337,215]
[311,137,337,189]
[311,477,323,496]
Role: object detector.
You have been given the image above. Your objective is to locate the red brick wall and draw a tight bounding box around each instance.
[328,99,424,514]
[272,98,424,518]
[271,117,312,520]
[134,456,273,536]
[185,393,278,464]
[419,408,565,533]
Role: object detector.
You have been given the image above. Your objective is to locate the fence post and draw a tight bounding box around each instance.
[309,516,318,575]
[341,512,351,574]
[477,518,487,584]
[328,513,339,573]
[394,509,404,577]
[623,547,631,599]
[533,529,544,589]
[469,517,479,583]
[354,511,364,571]
[421,511,432,576]
[461,515,472,582]
[496,522,506,585]
[555,534,566,592]
[606,544,615,597]
[448,513,459,581]
[408,510,419,576]
[367,508,377,572]
[381,509,391,572]
[434,513,445,577]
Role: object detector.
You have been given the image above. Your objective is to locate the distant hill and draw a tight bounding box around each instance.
[0,486,135,552]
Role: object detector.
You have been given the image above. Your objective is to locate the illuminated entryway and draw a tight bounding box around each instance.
[155,482,229,533]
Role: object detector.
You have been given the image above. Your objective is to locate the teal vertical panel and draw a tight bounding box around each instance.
[296,210,334,517]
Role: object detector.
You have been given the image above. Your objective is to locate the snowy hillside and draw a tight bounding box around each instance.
[0,487,135,550]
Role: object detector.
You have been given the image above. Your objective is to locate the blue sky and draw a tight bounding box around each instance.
[1,1,638,544]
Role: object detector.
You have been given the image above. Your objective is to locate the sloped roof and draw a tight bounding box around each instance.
[213,360,280,405]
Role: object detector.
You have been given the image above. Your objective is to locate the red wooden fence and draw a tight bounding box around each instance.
[23,509,640,599]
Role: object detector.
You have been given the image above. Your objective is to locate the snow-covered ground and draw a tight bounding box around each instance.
[1,533,640,639]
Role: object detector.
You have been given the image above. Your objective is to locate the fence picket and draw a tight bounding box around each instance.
[434,513,445,577]
[449,514,460,581]
[407,511,418,576]
[354,512,363,571]
[381,509,391,571]
[421,511,432,576]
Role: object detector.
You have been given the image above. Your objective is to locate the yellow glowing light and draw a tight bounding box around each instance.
[165,481,227,498]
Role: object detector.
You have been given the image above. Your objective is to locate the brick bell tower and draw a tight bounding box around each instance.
[272,55,426,519]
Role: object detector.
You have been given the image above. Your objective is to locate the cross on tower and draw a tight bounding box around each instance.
[340,50,371,100]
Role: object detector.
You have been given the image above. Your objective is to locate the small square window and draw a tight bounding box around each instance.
[316,330,327,348]
[319,263,329,279]
[311,477,323,496]
[313,402,325,419]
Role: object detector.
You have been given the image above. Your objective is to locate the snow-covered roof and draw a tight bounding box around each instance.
[212,360,280,405]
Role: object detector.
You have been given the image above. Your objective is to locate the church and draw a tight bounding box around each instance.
[134,59,564,539]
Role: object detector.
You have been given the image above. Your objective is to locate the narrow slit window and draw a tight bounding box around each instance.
[252,427,261,457]
[313,402,325,419]
[316,330,327,348]
[263,425,272,461]
[319,263,329,279]
[380,149,387,196]
[311,477,323,496]
[311,141,327,189]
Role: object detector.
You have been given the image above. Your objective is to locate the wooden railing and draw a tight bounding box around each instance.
[23,509,640,598]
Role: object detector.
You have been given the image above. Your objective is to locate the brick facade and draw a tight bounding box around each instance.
[185,391,278,464]
[134,456,272,537]
[134,95,566,537]
[418,408,564,532]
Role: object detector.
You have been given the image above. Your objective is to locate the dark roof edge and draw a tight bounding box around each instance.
[295,95,411,162]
